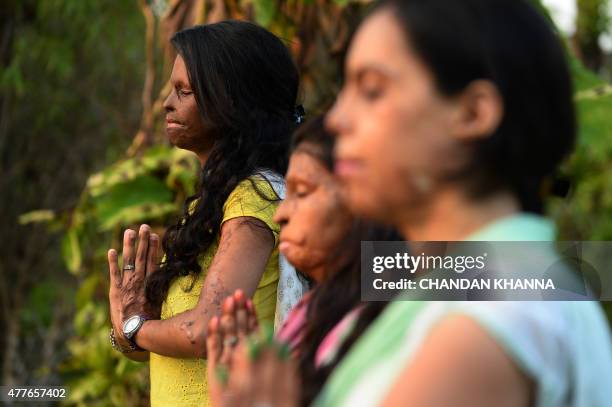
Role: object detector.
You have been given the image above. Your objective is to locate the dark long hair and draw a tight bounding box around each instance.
[146,21,299,307]
[297,222,401,406]
[286,117,403,406]
[375,0,576,214]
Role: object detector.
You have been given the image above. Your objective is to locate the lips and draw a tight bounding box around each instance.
[335,158,364,177]
[278,235,302,255]
[166,117,185,128]
[279,241,291,254]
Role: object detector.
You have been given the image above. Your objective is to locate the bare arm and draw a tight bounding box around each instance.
[121,350,149,362]
[135,217,274,358]
[381,315,533,407]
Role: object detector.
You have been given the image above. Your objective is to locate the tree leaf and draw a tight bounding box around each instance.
[92,175,174,230]
[253,0,277,27]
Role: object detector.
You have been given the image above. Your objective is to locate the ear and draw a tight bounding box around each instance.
[450,80,504,141]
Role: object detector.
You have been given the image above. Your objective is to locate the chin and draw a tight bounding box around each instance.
[166,131,181,146]
[286,254,319,278]
[168,136,195,152]
[285,254,308,272]
[172,141,192,151]
[166,128,188,147]
[293,262,326,283]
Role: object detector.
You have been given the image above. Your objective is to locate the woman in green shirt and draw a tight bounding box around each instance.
[217,1,612,406]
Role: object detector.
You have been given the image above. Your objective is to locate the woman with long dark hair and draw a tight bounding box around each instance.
[214,1,612,406]
[206,117,400,406]
[321,0,612,405]
[106,20,301,406]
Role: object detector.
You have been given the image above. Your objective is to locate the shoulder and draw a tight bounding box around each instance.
[224,173,281,211]
[375,306,536,407]
[222,172,284,240]
[405,301,612,406]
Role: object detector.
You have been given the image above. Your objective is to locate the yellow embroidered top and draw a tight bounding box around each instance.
[149,176,280,407]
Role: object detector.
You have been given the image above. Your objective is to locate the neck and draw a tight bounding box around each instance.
[399,188,520,241]
[306,264,335,285]
[196,150,210,168]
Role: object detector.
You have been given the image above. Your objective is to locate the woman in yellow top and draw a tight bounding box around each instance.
[105,20,302,406]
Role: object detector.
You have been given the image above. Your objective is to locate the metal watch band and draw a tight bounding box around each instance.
[109,327,136,354]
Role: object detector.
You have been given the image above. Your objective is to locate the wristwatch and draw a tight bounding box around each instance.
[122,315,149,350]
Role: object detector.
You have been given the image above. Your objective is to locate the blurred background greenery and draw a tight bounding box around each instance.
[1,0,611,405]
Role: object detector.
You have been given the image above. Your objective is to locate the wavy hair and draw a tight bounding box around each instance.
[146,20,299,308]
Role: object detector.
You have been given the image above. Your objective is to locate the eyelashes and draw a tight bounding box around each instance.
[175,87,193,98]
[287,185,313,199]
[361,87,384,100]
[355,71,387,101]
[359,79,385,100]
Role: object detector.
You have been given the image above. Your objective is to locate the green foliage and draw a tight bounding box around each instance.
[574,0,610,71]
[63,297,149,406]
[1,0,149,396]
[93,175,173,230]
[7,0,611,404]
[548,52,612,320]
[576,0,610,39]
[62,146,198,275]
[253,0,278,27]
[550,57,612,241]
[58,144,198,404]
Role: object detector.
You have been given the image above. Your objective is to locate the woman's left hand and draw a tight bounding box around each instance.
[211,327,300,407]
[108,224,161,348]
[207,290,259,405]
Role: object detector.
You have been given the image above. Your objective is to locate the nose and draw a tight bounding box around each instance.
[325,92,345,138]
[273,199,290,227]
[163,88,175,112]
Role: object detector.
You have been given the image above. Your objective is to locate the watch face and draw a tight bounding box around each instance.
[123,316,140,335]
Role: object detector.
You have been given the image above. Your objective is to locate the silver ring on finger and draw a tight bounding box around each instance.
[252,402,274,407]
[123,264,135,271]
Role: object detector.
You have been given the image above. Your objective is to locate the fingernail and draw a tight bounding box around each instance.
[234,290,245,306]
[224,296,234,310]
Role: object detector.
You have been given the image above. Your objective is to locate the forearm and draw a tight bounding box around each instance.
[122,350,150,362]
[131,218,273,358]
[135,308,210,358]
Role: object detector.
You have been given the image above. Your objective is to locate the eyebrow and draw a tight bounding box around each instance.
[346,63,399,82]
[286,173,317,189]
[171,78,191,88]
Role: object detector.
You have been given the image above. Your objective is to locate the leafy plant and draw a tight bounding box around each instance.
[8,0,612,404]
